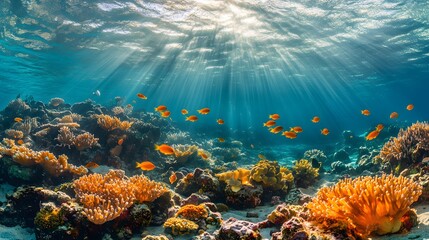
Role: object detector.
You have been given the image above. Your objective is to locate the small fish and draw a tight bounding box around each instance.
[92,90,101,96]
[250,144,254,149]
[258,154,266,159]
[406,104,414,111]
[186,115,198,122]
[136,161,156,171]
[311,158,321,168]
[291,126,303,133]
[366,130,380,141]
[169,172,177,184]
[14,117,23,123]
[321,128,329,135]
[197,107,210,115]
[376,124,384,131]
[282,131,297,139]
[85,162,100,169]
[361,109,370,116]
[311,116,320,123]
[161,110,171,118]
[181,109,188,115]
[390,112,399,119]
[137,93,147,99]
[155,105,167,112]
[269,114,280,120]
[218,138,225,142]
[117,138,124,145]
[17,139,24,145]
[126,104,132,108]
[263,120,276,127]
[132,100,137,104]
[270,126,284,134]
[198,150,209,159]
[155,144,175,155]
[217,119,224,125]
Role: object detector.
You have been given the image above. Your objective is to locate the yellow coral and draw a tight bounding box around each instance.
[74,170,167,224]
[250,160,294,192]
[94,114,133,131]
[293,159,319,188]
[163,217,199,235]
[175,204,208,221]
[216,168,252,192]
[307,174,422,237]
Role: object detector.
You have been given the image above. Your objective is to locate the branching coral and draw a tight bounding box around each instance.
[171,144,198,163]
[292,159,319,188]
[307,174,422,237]
[73,132,99,151]
[93,114,133,131]
[56,126,75,146]
[377,121,429,172]
[49,97,64,107]
[5,129,24,139]
[73,170,168,225]
[175,204,208,221]
[0,138,88,176]
[303,149,327,164]
[216,168,252,192]
[250,160,294,192]
[163,217,199,235]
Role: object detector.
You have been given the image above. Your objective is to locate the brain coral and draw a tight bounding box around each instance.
[307,174,422,237]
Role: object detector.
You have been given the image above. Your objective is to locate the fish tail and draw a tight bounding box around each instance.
[136,162,140,168]
[155,144,160,150]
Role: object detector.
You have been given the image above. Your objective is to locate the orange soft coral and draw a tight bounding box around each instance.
[307,174,422,237]
[175,204,208,221]
[93,114,133,131]
[130,174,168,203]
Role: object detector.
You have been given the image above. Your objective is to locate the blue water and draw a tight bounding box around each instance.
[1,0,428,146]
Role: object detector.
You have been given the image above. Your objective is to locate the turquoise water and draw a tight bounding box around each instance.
[1,0,428,146]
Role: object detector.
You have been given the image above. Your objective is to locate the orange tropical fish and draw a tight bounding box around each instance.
[137,93,147,99]
[217,119,224,125]
[155,105,167,112]
[126,104,132,108]
[406,104,414,111]
[361,109,370,116]
[270,126,284,134]
[186,115,198,122]
[14,117,23,123]
[218,138,225,142]
[269,114,280,120]
[85,162,100,169]
[169,172,177,184]
[181,109,188,115]
[198,150,209,159]
[258,154,266,159]
[375,124,384,132]
[161,110,171,118]
[263,120,276,127]
[291,126,303,133]
[136,161,156,171]
[155,144,175,155]
[197,108,210,115]
[311,116,320,123]
[321,128,329,135]
[282,131,297,139]
[366,130,380,141]
[17,139,24,145]
[117,138,124,145]
[390,112,399,119]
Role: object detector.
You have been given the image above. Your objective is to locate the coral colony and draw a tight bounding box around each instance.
[0,97,428,239]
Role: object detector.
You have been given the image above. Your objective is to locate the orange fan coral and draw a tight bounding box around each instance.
[307,174,422,237]
[94,114,133,131]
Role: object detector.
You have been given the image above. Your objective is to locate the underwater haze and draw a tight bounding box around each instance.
[1,0,429,145]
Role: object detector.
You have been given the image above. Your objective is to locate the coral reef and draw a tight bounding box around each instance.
[267,204,306,226]
[250,159,294,193]
[303,149,328,165]
[307,174,422,237]
[175,204,209,221]
[48,97,65,107]
[216,168,251,192]
[292,159,319,188]
[175,168,220,200]
[376,121,429,174]
[163,217,199,235]
[215,217,262,240]
[93,114,133,131]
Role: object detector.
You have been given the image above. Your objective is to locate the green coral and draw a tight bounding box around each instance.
[34,206,65,230]
[250,160,294,192]
[163,217,199,235]
[293,159,319,188]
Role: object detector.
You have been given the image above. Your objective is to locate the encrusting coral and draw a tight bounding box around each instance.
[163,217,199,235]
[250,159,294,192]
[175,204,209,221]
[307,174,422,237]
[5,129,24,139]
[292,159,319,188]
[73,169,168,225]
[0,138,88,176]
[93,114,133,131]
[376,121,429,173]
[216,168,252,192]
